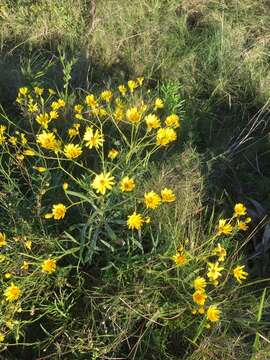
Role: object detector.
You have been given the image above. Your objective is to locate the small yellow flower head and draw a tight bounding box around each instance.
[49,110,59,120]
[115,98,125,109]
[120,176,135,192]
[128,80,138,93]
[9,136,18,145]
[85,94,98,108]
[0,254,6,262]
[34,166,47,173]
[144,191,161,209]
[237,220,248,231]
[34,87,44,96]
[198,307,205,315]
[245,217,252,224]
[4,273,12,279]
[145,114,161,131]
[68,128,79,137]
[0,232,7,247]
[63,182,69,191]
[0,332,4,342]
[52,203,67,220]
[207,262,224,282]
[36,113,50,128]
[154,98,164,110]
[156,127,177,146]
[145,216,151,224]
[212,243,227,262]
[42,258,57,274]
[64,144,82,159]
[193,277,207,291]
[233,265,248,283]
[161,188,176,202]
[20,133,27,145]
[118,84,127,96]
[108,148,119,160]
[165,114,180,129]
[21,261,29,271]
[127,212,144,230]
[217,219,233,236]
[172,253,186,266]
[192,290,207,306]
[207,305,220,322]
[24,240,32,250]
[137,77,144,86]
[36,131,61,152]
[83,127,104,149]
[126,107,141,123]
[91,172,115,195]
[4,283,21,302]
[28,102,38,113]
[234,203,247,217]
[48,88,56,95]
[114,107,125,122]
[19,87,28,96]
[57,99,65,108]
[74,104,83,113]
[101,90,113,102]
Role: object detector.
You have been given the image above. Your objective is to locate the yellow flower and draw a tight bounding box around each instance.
[4,283,21,302]
[4,273,12,279]
[127,212,144,230]
[64,144,82,159]
[144,191,161,209]
[234,203,247,217]
[0,332,4,342]
[19,87,28,96]
[120,176,135,192]
[101,90,113,102]
[172,253,186,266]
[0,255,6,262]
[154,98,164,110]
[34,87,44,96]
[28,101,38,113]
[68,128,79,137]
[36,131,60,152]
[108,148,119,160]
[20,133,27,145]
[145,216,151,224]
[192,290,207,306]
[49,110,59,120]
[217,219,233,236]
[156,127,177,146]
[74,104,83,113]
[233,265,248,283]
[212,243,227,262]
[126,107,141,123]
[115,98,125,109]
[51,99,65,110]
[207,305,220,322]
[237,220,248,231]
[63,182,69,191]
[114,107,124,122]
[198,307,205,315]
[207,262,224,282]
[193,277,207,291]
[41,258,57,274]
[9,136,17,145]
[48,88,56,95]
[85,94,98,108]
[24,240,32,250]
[137,77,144,86]
[245,217,252,223]
[127,80,138,93]
[165,114,180,128]
[91,172,115,195]
[161,188,176,202]
[0,232,7,247]
[118,84,127,96]
[83,127,104,149]
[145,114,161,131]
[21,261,29,271]
[52,203,67,220]
[57,99,65,108]
[36,113,51,128]
[34,166,47,173]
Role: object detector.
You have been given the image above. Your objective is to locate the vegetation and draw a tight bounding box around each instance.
[0,1,270,359]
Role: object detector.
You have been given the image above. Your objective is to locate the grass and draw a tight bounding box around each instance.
[0,0,270,358]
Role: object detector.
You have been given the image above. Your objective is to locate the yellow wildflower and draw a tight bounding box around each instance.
[233,265,248,283]
[156,127,177,146]
[234,203,247,217]
[161,188,176,202]
[42,258,57,274]
[20,133,27,145]
[137,77,144,86]
[145,114,161,131]
[52,204,67,220]
[118,84,127,96]
[237,220,248,231]
[108,148,119,160]
[9,136,17,145]
[207,262,224,282]
[127,212,144,230]
[36,131,60,152]
[120,176,135,192]
[85,94,98,108]
[128,80,138,93]
[91,172,115,195]
[114,107,124,122]
[126,107,141,123]
[4,283,21,302]
[193,290,207,306]
[4,273,12,279]
[101,90,113,102]
[21,261,29,271]
[83,127,104,149]
[36,113,50,128]
[74,104,83,113]
[154,98,164,110]
[49,110,59,120]
[28,101,38,113]
[34,87,44,96]
[172,253,186,266]
[193,277,207,291]
[217,219,233,236]
[24,240,32,250]
[165,114,180,128]
[64,144,82,159]
[63,182,69,191]
[19,87,28,96]
[207,305,220,322]
[68,128,79,137]
[144,191,161,209]
[0,232,7,247]
[0,332,4,342]
[212,243,227,262]
[34,167,47,173]
[48,88,56,95]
